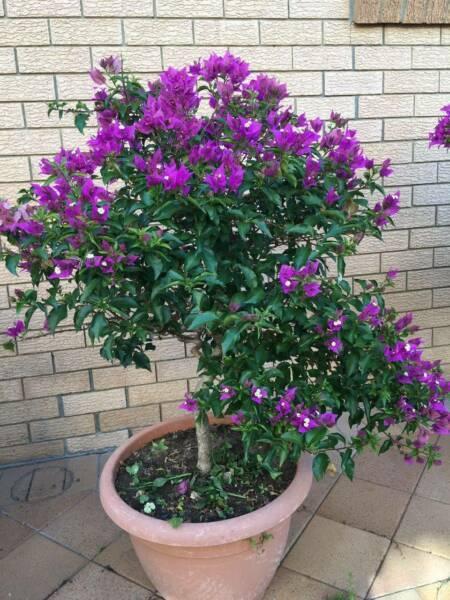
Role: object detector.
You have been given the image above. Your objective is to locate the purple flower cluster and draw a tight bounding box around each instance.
[272,387,338,432]
[429,104,450,149]
[373,192,401,228]
[278,261,321,297]
[5,320,25,338]
[178,393,198,413]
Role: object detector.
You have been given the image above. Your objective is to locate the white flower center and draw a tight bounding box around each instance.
[101,260,107,267]
[97,207,105,215]
[163,175,170,181]
[54,266,61,274]
[331,341,337,347]
[285,280,291,287]
[223,387,229,393]
[333,319,341,326]
[405,343,411,351]
[304,417,310,427]
[255,389,262,398]
[86,253,94,259]
[404,372,409,377]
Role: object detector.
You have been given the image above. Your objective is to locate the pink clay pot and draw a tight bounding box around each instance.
[99,415,313,600]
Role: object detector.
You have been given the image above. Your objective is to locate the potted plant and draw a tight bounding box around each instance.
[1,53,449,600]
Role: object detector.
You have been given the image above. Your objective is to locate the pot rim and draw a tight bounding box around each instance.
[99,414,313,547]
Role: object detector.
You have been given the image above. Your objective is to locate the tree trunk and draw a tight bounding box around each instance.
[195,413,212,474]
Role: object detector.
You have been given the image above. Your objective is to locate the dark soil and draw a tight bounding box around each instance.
[115,426,296,524]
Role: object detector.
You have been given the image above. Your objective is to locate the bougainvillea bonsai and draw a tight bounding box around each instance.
[1,54,449,521]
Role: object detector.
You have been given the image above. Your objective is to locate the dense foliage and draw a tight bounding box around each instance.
[1,53,448,484]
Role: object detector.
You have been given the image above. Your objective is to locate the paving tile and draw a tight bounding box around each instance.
[319,477,410,538]
[0,533,86,600]
[94,532,155,590]
[0,463,35,507]
[285,508,313,554]
[47,562,150,599]
[283,515,389,597]
[42,491,120,559]
[416,437,450,504]
[0,514,34,559]
[355,448,424,493]
[264,567,341,600]
[395,495,450,559]
[301,472,340,513]
[373,580,450,600]
[368,543,450,598]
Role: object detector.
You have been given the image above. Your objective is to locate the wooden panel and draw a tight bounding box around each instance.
[353,0,450,23]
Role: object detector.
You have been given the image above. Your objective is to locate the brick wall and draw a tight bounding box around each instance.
[0,0,449,464]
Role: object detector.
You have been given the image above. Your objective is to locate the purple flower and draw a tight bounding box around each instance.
[5,320,25,338]
[48,258,79,280]
[220,384,237,401]
[176,479,190,495]
[310,117,324,133]
[327,315,347,332]
[161,162,192,195]
[278,264,300,294]
[358,301,380,325]
[319,412,338,427]
[395,312,413,332]
[379,158,393,178]
[303,281,321,298]
[178,393,198,413]
[230,411,245,425]
[275,387,297,417]
[99,55,122,74]
[251,385,268,404]
[325,188,339,205]
[429,104,450,148]
[291,407,319,433]
[374,192,400,228]
[204,164,227,194]
[386,269,399,280]
[89,68,106,86]
[297,260,319,278]
[326,337,343,354]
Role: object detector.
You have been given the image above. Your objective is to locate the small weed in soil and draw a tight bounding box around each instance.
[115,426,296,525]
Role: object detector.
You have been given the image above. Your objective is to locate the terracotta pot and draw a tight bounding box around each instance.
[99,415,313,600]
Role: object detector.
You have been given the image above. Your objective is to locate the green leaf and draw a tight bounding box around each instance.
[379,438,393,455]
[74,304,93,330]
[221,328,240,355]
[5,254,20,276]
[168,516,184,528]
[152,477,168,488]
[74,112,89,133]
[281,431,303,445]
[312,453,330,481]
[2,340,15,352]
[46,304,68,333]
[341,449,355,480]
[187,311,219,331]
[133,351,151,370]
[285,224,313,236]
[89,313,108,341]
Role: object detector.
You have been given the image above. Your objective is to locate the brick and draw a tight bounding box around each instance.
[50,18,122,45]
[0,48,15,74]
[415,94,450,117]
[0,129,60,156]
[0,18,49,45]
[83,0,153,16]
[18,330,85,355]
[323,21,382,45]
[157,357,198,381]
[387,290,432,312]
[414,183,450,205]
[129,380,187,406]
[161,400,184,420]
[355,47,411,70]
[148,338,185,362]
[384,70,439,94]
[294,47,351,71]
[358,230,408,254]
[438,206,450,225]
[383,116,436,142]
[194,19,258,46]
[385,26,441,45]
[92,46,162,72]
[0,183,26,199]
[0,157,30,183]
[63,388,126,416]
[0,379,23,403]
[411,226,450,248]
[433,287,450,308]
[414,141,449,162]
[54,346,112,373]
[359,95,414,119]
[385,162,437,186]
[25,102,76,129]
[422,345,450,364]
[99,404,160,432]
[0,353,53,381]
[0,440,64,464]
[390,206,435,229]
[413,47,450,69]
[60,127,92,151]
[57,74,95,101]
[440,70,450,92]
[435,247,450,267]
[93,364,156,390]
[162,46,227,69]
[0,287,9,310]
[0,397,58,426]
[24,371,90,399]
[0,103,24,129]
[0,423,28,447]
[229,46,292,71]
[260,20,321,45]
[381,249,433,272]
[66,430,128,453]
[226,0,287,17]
[350,119,382,142]
[17,46,91,74]
[126,19,193,45]
[433,326,450,346]
[364,142,412,165]
[156,0,223,17]
[325,71,382,96]
[438,163,450,182]
[328,253,380,277]
[296,96,355,120]
[267,71,322,96]
[0,75,55,101]
[31,414,95,442]
[290,0,348,18]
[354,272,407,294]
[7,0,81,16]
